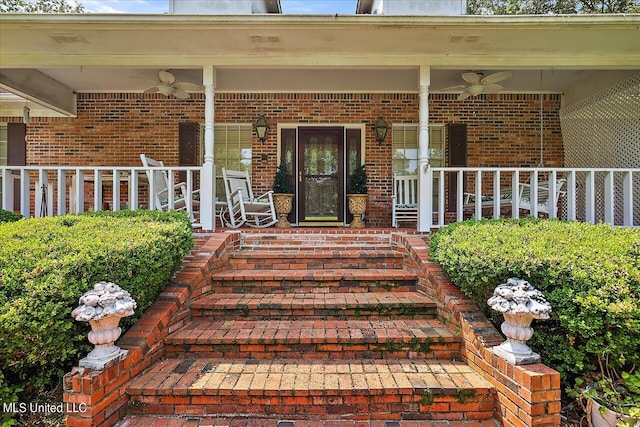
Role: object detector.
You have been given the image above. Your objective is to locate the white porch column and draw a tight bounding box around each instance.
[417,66,432,232]
[200,65,216,231]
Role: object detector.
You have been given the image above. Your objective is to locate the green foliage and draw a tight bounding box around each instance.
[430,218,640,386]
[272,163,293,194]
[0,210,193,400]
[0,0,86,13]
[468,0,640,14]
[347,164,367,194]
[0,209,23,224]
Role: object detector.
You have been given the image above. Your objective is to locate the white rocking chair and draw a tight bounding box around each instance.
[392,174,418,228]
[220,168,277,228]
[140,154,199,219]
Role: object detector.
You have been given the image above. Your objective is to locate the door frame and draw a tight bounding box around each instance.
[277,123,365,226]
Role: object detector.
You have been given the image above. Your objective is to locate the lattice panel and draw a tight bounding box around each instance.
[560,73,640,226]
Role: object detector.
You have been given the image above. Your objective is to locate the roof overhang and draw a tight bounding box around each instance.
[0,13,638,116]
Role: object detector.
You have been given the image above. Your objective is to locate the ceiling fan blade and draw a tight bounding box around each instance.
[483,83,504,94]
[143,86,159,94]
[457,91,472,101]
[158,70,176,84]
[173,88,190,99]
[440,84,467,92]
[481,71,512,85]
[174,81,202,91]
[462,72,481,84]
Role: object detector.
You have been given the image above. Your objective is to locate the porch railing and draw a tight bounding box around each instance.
[0,166,205,227]
[424,167,639,228]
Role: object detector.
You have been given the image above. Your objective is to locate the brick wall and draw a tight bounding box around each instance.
[1,92,563,227]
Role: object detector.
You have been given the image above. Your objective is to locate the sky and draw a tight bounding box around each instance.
[81,0,359,14]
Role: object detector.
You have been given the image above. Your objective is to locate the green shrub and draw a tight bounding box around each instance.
[430,218,640,384]
[0,210,193,400]
[0,209,23,224]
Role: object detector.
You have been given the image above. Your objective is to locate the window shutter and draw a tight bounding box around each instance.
[7,123,26,166]
[179,122,199,166]
[446,123,467,212]
[7,123,26,211]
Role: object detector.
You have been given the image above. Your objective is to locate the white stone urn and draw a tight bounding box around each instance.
[488,277,552,365]
[71,281,136,370]
[347,194,368,228]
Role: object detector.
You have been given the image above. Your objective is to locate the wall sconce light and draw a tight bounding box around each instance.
[255,114,270,143]
[374,116,389,143]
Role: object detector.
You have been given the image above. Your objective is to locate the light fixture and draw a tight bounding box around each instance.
[255,114,269,143]
[158,84,175,96]
[374,116,389,143]
[467,84,485,96]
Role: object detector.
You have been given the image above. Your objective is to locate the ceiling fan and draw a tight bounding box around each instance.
[143,70,202,99]
[443,71,512,100]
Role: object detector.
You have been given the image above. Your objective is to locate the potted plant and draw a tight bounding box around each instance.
[272,163,294,228]
[576,357,640,427]
[346,164,368,228]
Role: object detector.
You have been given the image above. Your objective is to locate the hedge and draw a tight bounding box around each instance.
[0,210,194,403]
[0,209,23,224]
[429,218,640,384]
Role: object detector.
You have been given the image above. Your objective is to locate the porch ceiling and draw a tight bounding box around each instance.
[0,13,639,116]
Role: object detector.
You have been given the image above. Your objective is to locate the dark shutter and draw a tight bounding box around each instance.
[7,123,26,166]
[446,123,467,212]
[7,123,26,211]
[179,122,199,166]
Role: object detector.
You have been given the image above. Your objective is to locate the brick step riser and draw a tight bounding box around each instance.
[227,260,405,270]
[164,342,461,360]
[191,306,436,320]
[128,394,495,421]
[240,236,393,245]
[210,279,417,293]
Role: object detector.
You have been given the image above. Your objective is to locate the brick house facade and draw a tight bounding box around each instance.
[2,92,563,227]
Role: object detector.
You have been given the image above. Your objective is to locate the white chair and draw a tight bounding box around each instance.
[518,179,566,215]
[464,178,566,216]
[392,174,418,227]
[220,168,277,228]
[140,154,199,218]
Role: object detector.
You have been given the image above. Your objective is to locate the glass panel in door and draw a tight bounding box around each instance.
[298,127,344,224]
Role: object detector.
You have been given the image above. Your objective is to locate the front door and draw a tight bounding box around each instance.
[298,127,344,225]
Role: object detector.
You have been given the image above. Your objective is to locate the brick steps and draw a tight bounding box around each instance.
[117,416,502,427]
[121,232,498,423]
[191,292,434,319]
[127,358,495,421]
[211,269,418,294]
[228,250,405,270]
[164,318,460,359]
[240,233,393,248]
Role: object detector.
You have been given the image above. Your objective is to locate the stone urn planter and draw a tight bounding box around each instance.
[588,399,639,427]
[347,194,368,228]
[488,277,552,365]
[273,193,294,228]
[71,281,136,370]
[272,163,294,228]
[347,164,368,228]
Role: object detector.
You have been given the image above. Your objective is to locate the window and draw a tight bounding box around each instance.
[201,124,252,201]
[392,124,444,174]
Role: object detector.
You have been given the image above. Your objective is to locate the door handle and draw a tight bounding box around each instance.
[299,170,302,182]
